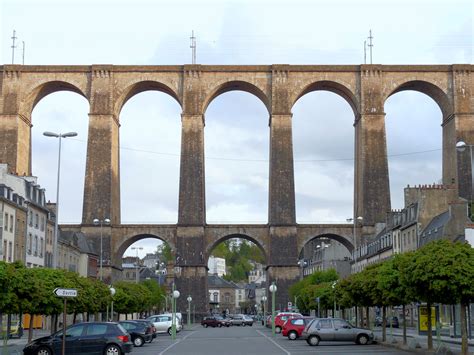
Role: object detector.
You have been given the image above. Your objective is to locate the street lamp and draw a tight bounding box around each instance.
[331,281,338,318]
[171,285,180,340]
[43,131,78,269]
[187,295,192,328]
[261,295,267,325]
[93,218,110,281]
[297,259,308,280]
[347,216,363,272]
[131,247,143,283]
[109,286,116,321]
[456,141,474,205]
[269,282,277,336]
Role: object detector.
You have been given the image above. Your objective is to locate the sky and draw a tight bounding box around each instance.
[1,0,472,258]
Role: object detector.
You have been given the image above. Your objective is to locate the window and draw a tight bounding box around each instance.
[4,213,7,231]
[333,319,349,329]
[292,319,304,325]
[29,211,33,227]
[213,292,218,302]
[35,213,39,228]
[34,235,38,256]
[8,242,12,262]
[317,319,333,329]
[9,215,13,232]
[63,324,85,337]
[86,324,108,336]
[40,238,44,257]
[2,240,6,261]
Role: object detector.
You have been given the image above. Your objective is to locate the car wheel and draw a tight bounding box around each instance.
[275,326,282,334]
[36,347,52,355]
[288,331,298,340]
[203,324,208,328]
[133,336,144,347]
[104,344,122,355]
[168,327,173,335]
[218,323,222,328]
[357,334,370,345]
[307,335,320,346]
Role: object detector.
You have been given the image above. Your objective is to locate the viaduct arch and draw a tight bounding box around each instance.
[1,64,472,316]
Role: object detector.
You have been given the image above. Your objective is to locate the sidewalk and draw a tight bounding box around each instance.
[1,329,50,355]
[373,327,474,354]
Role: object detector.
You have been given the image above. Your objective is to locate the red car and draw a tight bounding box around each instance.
[266,312,302,333]
[282,317,315,340]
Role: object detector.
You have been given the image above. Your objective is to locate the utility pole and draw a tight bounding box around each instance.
[22,41,25,65]
[368,29,374,64]
[11,30,17,64]
[190,30,196,64]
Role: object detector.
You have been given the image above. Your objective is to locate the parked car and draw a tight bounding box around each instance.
[268,312,303,333]
[132,319,157,342]
[201,316,230,328]
[119,321,153,347]
[282,317,315,340]
[301,318,374,346]
[147,314,182,335]
[242,315,254,326]
[374,316,399,328]
[229,315,247,326]
[23,322,133,355]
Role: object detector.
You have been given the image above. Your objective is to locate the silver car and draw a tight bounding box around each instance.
[301,318,374,346]
[147,314,182,335]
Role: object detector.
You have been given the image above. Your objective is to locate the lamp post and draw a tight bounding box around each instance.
[43,131,77,269]
[269,282,277,336]
[297,259,308,280]
[456,141,474,205]
[261,295,267,325]
[331,281,338,318]
[161,294,168,312]
[93,218,110,281]
[131,247,143,283]
[109,286,116,321]
[347,216,363,272]
[187,295,192,327]
[171,285,180,340]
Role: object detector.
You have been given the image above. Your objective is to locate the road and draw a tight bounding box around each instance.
[134,324,410,355]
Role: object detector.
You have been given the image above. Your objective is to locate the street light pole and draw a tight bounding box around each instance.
[93,218,110,281]
[43,131,77,269]
[172,285,180,341]
[109,286,116,321]
[261,295,267,326]
[131,247,143,283]
[187,295,192,327]
[269,282,277,336]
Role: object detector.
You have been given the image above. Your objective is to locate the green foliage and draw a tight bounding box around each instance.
[211,238,265,282]
[156,243,173,263]
[112,281,154,315]
[289,269,339,313]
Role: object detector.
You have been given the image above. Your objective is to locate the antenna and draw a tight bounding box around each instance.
[363,40,367,64]
[368,29,374,64]
[190,30,196,64]
[22,41,25,65]
[11,30,17,64]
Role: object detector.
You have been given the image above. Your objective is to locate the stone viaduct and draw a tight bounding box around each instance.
[0,64,472,315]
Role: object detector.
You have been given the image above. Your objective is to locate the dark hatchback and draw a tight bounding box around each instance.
[128,319,157,342]
[119,320,153,347]
[23,322,133,355]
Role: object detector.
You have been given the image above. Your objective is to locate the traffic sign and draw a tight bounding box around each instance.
[287,301,292,310]
[54,288,78,297]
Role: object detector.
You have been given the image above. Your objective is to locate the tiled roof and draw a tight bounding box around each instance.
[208,274,237,288]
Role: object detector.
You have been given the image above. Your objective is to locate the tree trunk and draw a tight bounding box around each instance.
[359,307,364,328]
[365,307,370,329]
[27,315,34,343]
[54,313,59,333]
[460,302,468,355]
[86,313,90,322]
[7,313,12,339]
[382,306,387,342]
[125,313,128,320]
[402,304,407,345]
[355,306,358,326]
[342,308,346,319]
[73,313,77,324]
[427,303,433,350]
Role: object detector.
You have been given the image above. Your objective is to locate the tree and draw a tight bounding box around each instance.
[402,240,474,353]
[156,243,173,264]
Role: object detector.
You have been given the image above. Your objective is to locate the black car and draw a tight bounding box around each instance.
[129,319,157,342]
[119,321,153,347]
[374,316,399,328]
[23,322,133,355]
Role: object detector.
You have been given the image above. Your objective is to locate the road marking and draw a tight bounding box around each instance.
[158,331,196,355]
[257,329,291,355]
